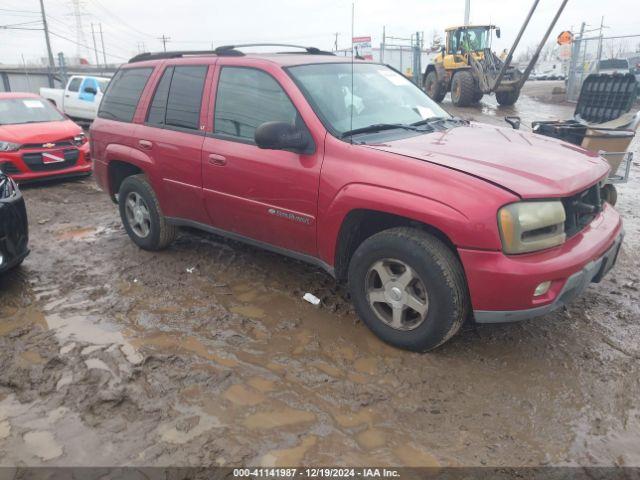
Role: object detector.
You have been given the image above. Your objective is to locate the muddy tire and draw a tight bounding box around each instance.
[450,70,476,107]
[348,227,469,352]
[424,70,446,103]
[495,90,520,106]
[601,183,618,206]
[118,174,177,251]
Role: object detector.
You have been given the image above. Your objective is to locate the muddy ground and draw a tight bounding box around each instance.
[1,82,639,468]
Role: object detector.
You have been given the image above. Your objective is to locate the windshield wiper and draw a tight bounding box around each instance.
[410,116,467,127]
[340,123,424,139]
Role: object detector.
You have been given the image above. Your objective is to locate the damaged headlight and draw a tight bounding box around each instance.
[72,133,87,146]
[498,201,566,254]
[0,141,20,152]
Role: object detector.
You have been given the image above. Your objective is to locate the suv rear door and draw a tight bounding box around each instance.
[136,62,212,224]
[201,62,324,256]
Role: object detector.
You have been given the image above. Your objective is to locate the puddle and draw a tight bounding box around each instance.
[223,384,267,406]
[45,313,142,364]
[356,428,386,450]
[0,420,10,440]
[259,436,317,467]
[244,408,316,430]
[23,431,64,461]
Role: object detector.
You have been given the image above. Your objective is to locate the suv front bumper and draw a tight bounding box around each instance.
[458,202,623,323]
[473,232,623,323]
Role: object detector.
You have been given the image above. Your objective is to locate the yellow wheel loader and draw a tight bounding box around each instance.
[423,0,570,107]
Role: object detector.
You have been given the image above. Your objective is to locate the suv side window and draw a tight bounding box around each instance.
[98,67,153,123]
[146,67,173,126]
[146,65,207,130]
[214,67,297,141]
[67,77,82,92]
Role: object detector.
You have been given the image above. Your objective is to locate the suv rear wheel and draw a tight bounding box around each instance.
[348,227,469,351]
[118,174,177,251]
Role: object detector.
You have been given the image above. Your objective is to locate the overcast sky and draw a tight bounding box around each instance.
[0,0,638,65]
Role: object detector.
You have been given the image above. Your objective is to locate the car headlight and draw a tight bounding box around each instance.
[72,133,87,146]
[0,141,20,152]
[498,201,566,254]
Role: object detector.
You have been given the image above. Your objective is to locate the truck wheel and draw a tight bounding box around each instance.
[495,90,520,106]
[450,71,476,107]
[118,174,177,251]
[348,227,469,352]
[424,71,446,103]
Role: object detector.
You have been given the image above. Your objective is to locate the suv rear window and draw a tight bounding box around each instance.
[98,67,153,123]
[147,65,207,130]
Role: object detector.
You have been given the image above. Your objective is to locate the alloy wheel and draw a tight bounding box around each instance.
[124,191,151,238]
[365,258,429,331]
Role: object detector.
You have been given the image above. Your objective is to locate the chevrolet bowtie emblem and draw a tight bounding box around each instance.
[42,142,55,148]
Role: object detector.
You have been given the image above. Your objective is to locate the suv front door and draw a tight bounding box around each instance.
[201,64,323,256]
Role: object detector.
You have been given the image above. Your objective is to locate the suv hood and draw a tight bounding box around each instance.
[0,120,81,145]
[367,122,610,198]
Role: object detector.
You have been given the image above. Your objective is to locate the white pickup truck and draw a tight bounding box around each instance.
[40,75,110,121]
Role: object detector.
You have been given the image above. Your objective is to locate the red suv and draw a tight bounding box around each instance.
[90,45,623,351]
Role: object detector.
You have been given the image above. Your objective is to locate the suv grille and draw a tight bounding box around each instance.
[562,183,602,238]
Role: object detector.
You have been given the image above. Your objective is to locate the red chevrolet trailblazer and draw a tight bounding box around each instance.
[0,92,91,182]
[90,45,623,351]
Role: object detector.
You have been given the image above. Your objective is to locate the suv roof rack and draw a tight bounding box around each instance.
[128,44,334,63]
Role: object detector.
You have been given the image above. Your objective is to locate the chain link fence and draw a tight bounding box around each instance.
[567,34,640,102]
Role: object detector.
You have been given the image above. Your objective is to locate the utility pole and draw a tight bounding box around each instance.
[99,23,107,66]
[158,35,170,52]
[464,0,470,25]
[91,23,100,67]
[38,0,56,87]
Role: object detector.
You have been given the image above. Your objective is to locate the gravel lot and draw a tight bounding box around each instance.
[1,82,639,468]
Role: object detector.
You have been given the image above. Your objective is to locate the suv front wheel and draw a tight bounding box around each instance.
[118,174,177,251]
[348,228,469,351]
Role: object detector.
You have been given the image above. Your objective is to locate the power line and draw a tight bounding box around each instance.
[48,29,128,60]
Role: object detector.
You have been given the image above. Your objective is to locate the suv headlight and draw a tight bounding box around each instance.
[498,201,566,254]
[0,141,20,152]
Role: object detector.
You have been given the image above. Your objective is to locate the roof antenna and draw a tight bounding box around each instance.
[350,2,355,145]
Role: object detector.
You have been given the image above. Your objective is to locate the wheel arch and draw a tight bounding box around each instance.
[104,144,155,200]
[332,208,462,282]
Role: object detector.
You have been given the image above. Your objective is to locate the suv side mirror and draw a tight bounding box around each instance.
[255,121,311,154]
[83,86,97,95]
[496,28,501,39]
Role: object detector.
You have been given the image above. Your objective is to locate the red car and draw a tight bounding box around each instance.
[0,92,91,182]
[91,46,623,351]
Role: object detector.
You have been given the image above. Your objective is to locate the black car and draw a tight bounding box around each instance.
[0,172,29,273]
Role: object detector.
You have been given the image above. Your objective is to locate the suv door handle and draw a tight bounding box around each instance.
[138,140,153,150]
[208,154,227,166]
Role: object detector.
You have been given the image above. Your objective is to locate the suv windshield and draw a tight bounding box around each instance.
[0,97,65,125]
[288,63,449,137]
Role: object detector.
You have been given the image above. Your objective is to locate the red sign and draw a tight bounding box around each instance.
[352,36,373,60]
